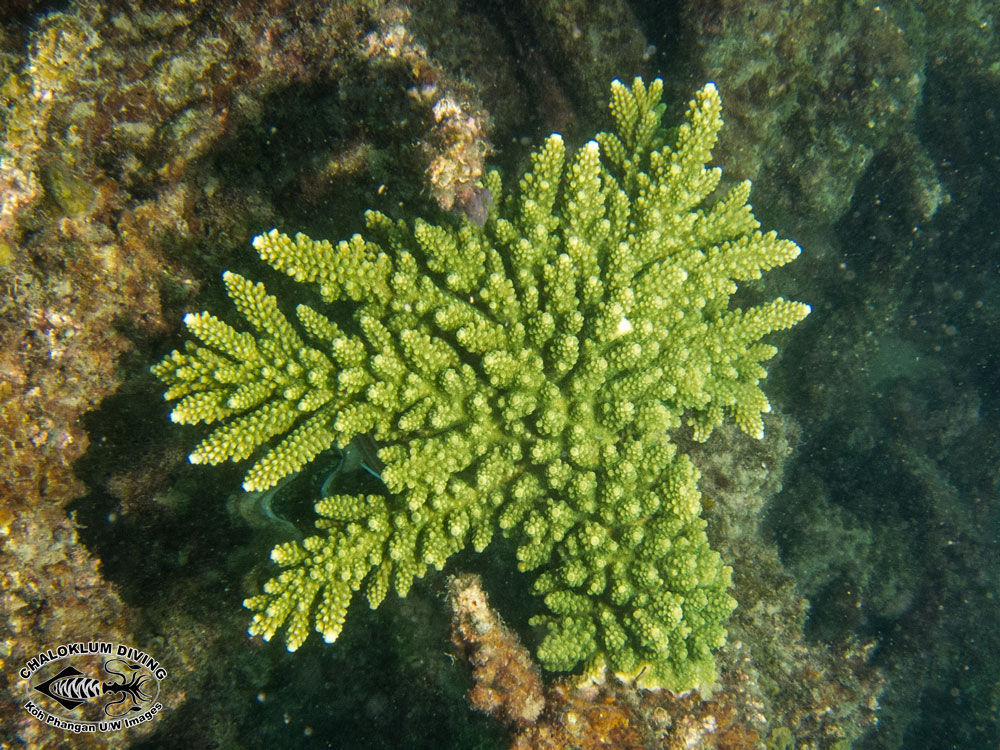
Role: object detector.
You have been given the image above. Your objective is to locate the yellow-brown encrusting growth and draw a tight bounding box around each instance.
[152,78,809,692]
[449,574,546,726]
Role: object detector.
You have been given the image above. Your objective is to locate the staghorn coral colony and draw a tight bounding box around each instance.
[152,78,809,693]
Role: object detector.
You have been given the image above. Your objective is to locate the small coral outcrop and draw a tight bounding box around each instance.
[449,574,546,727]
[153,78,809,692]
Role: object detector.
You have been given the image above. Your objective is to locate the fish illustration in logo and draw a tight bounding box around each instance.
[32,659,153,716]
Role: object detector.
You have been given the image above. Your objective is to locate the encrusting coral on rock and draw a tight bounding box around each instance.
[449,573,763,749]
[153,77,809,693]
[448,574,546,727]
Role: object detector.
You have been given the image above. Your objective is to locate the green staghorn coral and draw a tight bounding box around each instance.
[153,78,809,692]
